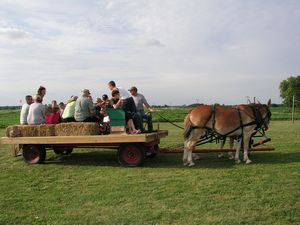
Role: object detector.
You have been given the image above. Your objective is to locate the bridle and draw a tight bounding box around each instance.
[250,104,271,132]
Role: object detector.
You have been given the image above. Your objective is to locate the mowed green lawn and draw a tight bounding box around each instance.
[0,118,299,224]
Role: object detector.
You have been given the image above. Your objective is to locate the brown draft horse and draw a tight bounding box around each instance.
[183,99,272,166]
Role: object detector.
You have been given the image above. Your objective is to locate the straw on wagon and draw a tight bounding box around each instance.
[55,122,99,136]
[38,124,55,136]
[5,124,55,137]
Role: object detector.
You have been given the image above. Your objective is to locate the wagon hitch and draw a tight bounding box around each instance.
[252,137,271,147]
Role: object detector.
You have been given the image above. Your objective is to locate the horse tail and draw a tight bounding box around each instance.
[183,113,193,140]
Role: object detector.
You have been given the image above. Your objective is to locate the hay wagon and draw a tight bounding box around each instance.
[0,108,275,166]
[0,109,168,167]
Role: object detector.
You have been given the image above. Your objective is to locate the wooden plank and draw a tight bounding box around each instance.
[160,147,275,153]
[11,144,20,157]
[111,126,126,133]
[0,130,168,145]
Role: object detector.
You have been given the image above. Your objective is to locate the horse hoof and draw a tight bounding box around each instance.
[245,159,252,164]
[235,159,241,164]
[183,162,188,166]
[188,162,195,167]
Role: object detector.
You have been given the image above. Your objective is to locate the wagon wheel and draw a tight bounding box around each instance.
[118,144,145,167]
[53,147,73,155]
[22,145,46,164]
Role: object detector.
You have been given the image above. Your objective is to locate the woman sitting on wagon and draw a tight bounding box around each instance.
[61,96,78,122]
[45,100,61,124]
[111,89,141,134]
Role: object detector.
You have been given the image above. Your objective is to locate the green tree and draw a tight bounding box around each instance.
[279,76,300,109]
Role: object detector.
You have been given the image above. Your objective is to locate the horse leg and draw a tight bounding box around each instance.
[184,129,205,167]
[218,139,226,158]
[184,139,196,167]
[187,149,195,167]
[182,140,195,166]
[243,135,252,164]
[228,137,234,160]
[183,140,198,166]
[183,142,189,165]
[235,138,242,164]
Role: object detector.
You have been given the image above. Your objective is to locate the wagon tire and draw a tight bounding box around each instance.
[22,145,46,164]
[118,144,145,167]
[53,147,73,155]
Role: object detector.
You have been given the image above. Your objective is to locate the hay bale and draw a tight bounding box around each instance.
[5,125,38,137]
[5,124,55,137]
[6,123,99,137]
[38,124,55,136]
[6,126,21,137]
[55,122,99,136]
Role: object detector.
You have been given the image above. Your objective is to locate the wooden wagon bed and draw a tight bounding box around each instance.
[0,130,168,145]
[0,130,168,166]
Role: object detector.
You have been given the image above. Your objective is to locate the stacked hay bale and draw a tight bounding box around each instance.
[39,124,56,136]
[5,123,99,137]
[55,122,99,136]
[6,125,55,137]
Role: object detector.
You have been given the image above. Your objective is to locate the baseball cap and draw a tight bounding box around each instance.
[82,89,91,94]
[128,86,137,92]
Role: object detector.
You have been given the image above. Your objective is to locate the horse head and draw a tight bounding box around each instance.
[255,99,272,131]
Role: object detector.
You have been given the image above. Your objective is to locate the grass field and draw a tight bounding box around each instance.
[0,110,299,224]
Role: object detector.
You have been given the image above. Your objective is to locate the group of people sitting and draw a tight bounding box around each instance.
[20,81,155,134]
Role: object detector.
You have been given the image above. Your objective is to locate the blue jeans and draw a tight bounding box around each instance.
[136,111,153,132]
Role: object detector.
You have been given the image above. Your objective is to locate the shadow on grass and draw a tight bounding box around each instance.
[42,149,300,169]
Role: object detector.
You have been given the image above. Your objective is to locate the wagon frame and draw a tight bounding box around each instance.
[0,131,168,167]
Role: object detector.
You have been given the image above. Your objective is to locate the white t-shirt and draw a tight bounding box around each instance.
[117,87,130,100]
[27,103,46,125]
[132,93,149,112]
[20,103,30,125]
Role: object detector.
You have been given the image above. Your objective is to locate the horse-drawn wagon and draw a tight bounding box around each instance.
[0,108,168,167]
[0,102,275,167]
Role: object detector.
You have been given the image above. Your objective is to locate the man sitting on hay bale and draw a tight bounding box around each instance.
[75,89,103,123]
[20,95,33,125]
[27,95,46,125]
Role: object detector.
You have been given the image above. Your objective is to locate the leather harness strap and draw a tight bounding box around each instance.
[192,105,263,140]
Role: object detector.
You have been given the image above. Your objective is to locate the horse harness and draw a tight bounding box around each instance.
[193,104,269,146]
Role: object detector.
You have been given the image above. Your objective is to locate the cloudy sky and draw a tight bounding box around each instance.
[0,0,299,106]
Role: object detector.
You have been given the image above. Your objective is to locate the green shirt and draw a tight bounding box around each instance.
[74,96,93,121]
[62,101,76,119]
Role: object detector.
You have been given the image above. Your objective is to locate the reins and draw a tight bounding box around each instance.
[157,113,184,130]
